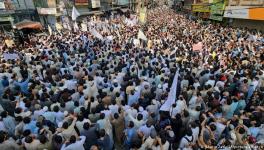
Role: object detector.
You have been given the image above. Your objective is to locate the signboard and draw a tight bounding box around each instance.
[0,2,5,9]
[75,0,88,5]
[224,6,249,19]
[249,8,264,20]
[37,7,57,15]
[92,0,101,8]
[224,7,264,21]
[210,0,226,15]
[192,4,210,12]
[210,0,226,21]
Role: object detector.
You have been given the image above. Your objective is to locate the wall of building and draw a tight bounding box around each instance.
[224,0,264,31]
[230,18,264,31]
[15,0,35,9]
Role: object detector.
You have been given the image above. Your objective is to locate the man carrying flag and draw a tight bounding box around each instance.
[71,6,80,32]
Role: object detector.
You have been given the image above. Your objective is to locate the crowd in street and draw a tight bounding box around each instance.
[0,6,263,150]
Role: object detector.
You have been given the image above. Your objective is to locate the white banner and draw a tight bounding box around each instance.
[160,70,179,111]
[138,30,147,41]
[224,6,249,19]
[73,22,79,32]
[91,28,103,40]
[81,23,87,32]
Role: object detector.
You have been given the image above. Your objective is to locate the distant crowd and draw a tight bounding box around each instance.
[0,6,263,150]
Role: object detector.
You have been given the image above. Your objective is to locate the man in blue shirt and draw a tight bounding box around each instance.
[14,75,30,95]
[23,117,38,135]
[97,129,113,150]
[124,121,137,149]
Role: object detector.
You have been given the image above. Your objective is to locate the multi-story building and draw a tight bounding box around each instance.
[34,0,132,28]
[0,1,15,30]
[0,0,38,30]
[223,0,264,30]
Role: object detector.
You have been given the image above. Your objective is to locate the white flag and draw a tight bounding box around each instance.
[138,30,147,41]
[72,6,80,21]
[90,28,103,40]
[48,25,52,35]
[160,70,179,111]
[133,39,140,47]
[73,22,79,32]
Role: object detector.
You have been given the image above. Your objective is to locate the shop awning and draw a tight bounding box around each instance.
[14,20,43,30]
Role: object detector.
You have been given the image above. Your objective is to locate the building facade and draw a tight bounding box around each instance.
[0,0,38,31]
[223,0,264,31]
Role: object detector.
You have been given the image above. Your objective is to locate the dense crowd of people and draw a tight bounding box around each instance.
[0,6,263,150]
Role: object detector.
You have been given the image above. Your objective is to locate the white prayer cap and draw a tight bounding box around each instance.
[64,111,69,116]
[214,86,220,93]
[152,99,157,105]
[58,122,63,128]
[43,106,48,112]
[139,107,144,112]
[135,86,139,91]
[24,111,32,117]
